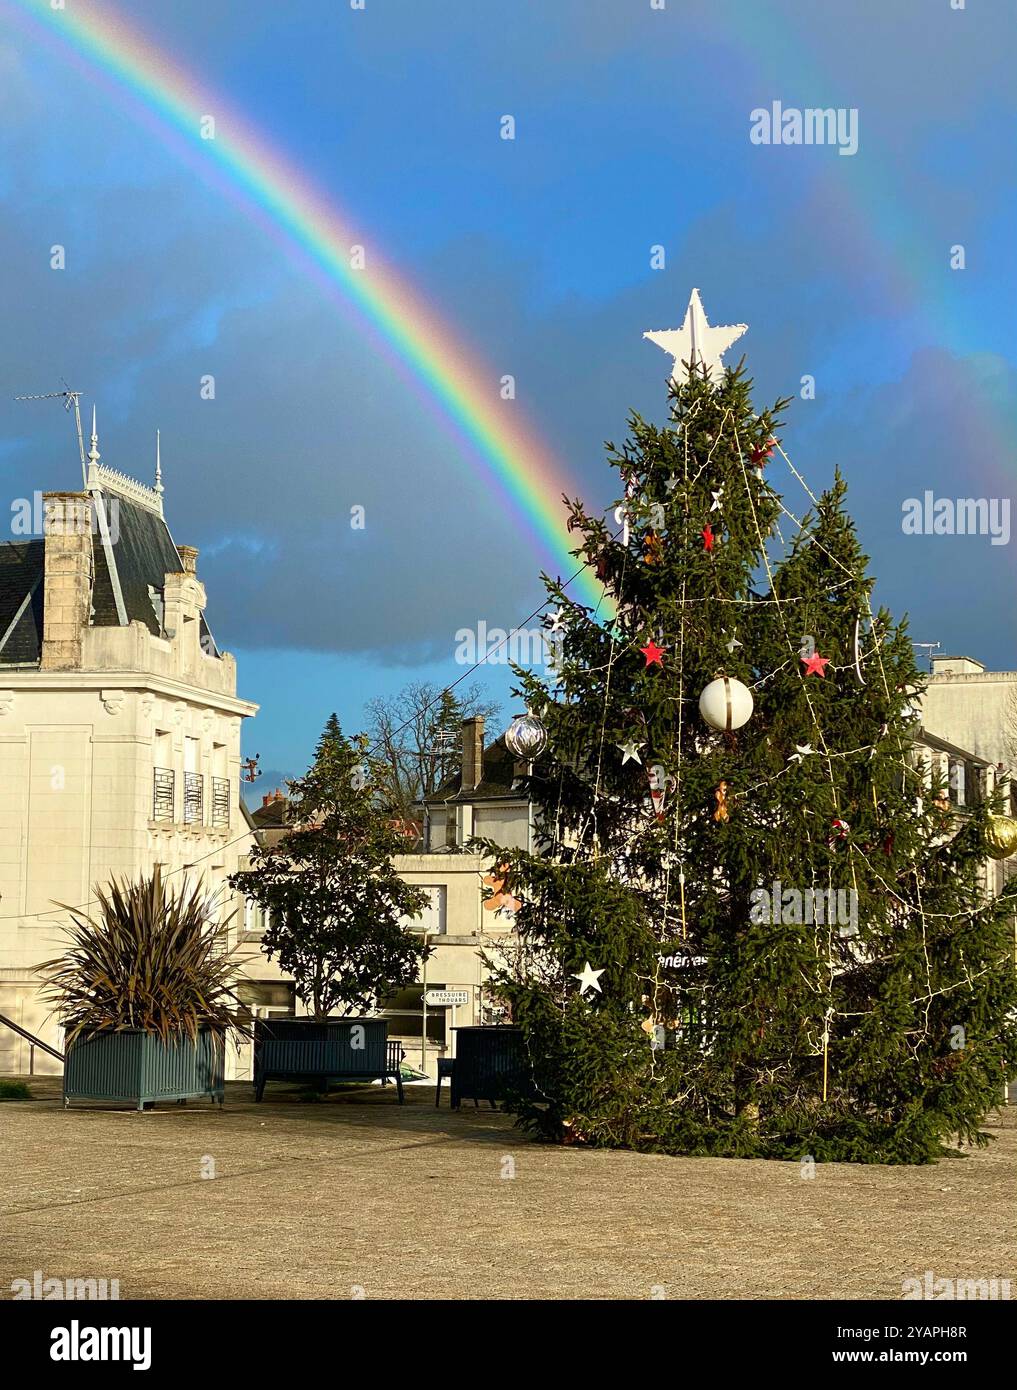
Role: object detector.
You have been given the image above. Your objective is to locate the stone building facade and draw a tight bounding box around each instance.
[921,654,1017,775]
[0,439,260,1077]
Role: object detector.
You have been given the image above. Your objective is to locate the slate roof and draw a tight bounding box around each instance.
[0,540,45,664]
[247,793,422,851]
[0,487,219,665]
[425,734,526,804]
[251,795,291,829]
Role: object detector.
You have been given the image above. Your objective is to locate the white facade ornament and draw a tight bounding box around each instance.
[88,463,164,517]
[0,690,14,716]
[101,689,126,716]
[88,405,101,466]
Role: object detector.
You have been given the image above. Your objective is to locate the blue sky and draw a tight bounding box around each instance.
[1,0,1014,797]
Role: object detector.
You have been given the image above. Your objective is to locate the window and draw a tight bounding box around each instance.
[211,742,230,827]
[241,900,263,941]
[147,585,165,634]
[183,737,203,824]
[407,885,446,935]
[948,758,964,806]
[184,736,200,774]
[153,768,174,821]
[153,732,174,821]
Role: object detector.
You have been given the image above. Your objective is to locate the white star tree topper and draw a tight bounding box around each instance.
[644,288,748,386]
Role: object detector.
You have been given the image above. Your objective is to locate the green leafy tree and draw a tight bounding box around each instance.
[231,714,430,1019]
[487,366,1017,1161]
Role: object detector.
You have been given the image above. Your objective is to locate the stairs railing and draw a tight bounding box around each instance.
[0,1011,64,1074]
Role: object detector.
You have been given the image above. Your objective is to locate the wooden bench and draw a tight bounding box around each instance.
[253,1017,405,1103]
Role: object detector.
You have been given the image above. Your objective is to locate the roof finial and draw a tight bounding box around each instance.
[88,405,101,466]
[154,428,164,496]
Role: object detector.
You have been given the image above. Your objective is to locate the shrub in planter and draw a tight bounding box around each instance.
[40,868,249,1110]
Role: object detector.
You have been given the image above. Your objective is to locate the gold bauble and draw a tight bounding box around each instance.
[985,814,1017,860]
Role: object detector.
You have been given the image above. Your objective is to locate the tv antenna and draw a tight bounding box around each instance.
[913,641,941,671]
[13,387,88,486]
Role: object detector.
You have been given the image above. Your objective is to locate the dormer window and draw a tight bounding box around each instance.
[147,584,165,635]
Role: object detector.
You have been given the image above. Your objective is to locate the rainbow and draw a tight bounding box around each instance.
[7,0,608,612]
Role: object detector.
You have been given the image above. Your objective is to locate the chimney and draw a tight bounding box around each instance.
[262,794,272,807]
[40,491,94,671]
[163,550,206,677]
[461,715,485,792]
[177,545,199,576]
[273,788,284,801]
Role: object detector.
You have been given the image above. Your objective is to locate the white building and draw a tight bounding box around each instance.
[918,654,1017,905]
[921,654,1017,775]
[0,425,261,1076]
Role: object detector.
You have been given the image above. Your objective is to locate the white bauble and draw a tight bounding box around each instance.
[699,676,753,732]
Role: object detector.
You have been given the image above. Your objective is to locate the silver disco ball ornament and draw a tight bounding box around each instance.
[505,713,548,761]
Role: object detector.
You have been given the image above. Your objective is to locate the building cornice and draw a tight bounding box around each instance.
[929,671,1017,683]
[0,670,257,717]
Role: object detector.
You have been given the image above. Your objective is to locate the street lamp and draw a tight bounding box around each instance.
[417,927,431,1078]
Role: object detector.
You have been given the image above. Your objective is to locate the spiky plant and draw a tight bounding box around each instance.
[40,868,249,1047]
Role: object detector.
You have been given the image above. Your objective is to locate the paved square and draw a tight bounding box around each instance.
[2,1079,1013,1300]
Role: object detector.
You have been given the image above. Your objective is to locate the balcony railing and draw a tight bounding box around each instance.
[184,772,203,826]
[153,767,175,822]
[212,776,230,829]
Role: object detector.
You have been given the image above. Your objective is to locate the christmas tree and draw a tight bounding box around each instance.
[485,329,1017,1162]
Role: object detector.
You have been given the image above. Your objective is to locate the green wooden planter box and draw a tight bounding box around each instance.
[63,1029,224,1110]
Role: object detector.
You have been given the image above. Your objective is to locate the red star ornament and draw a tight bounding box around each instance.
[702,524,715,552]
[801,650,831,677]
[640,639,666,667]
[751,439,776,466]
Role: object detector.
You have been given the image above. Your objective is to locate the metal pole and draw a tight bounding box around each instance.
[420,931,429,1078]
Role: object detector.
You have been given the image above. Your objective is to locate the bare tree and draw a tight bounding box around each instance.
[1004,686,1017,774]
[365,681,501,819]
